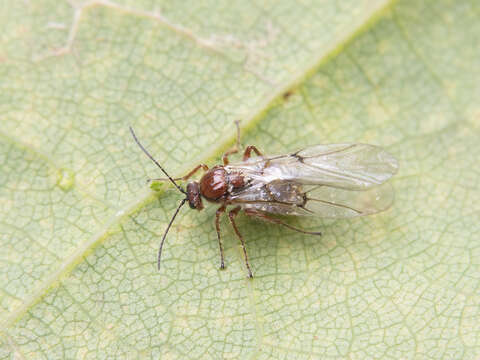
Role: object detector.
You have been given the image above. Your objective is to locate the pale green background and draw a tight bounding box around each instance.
[1,0,479,359]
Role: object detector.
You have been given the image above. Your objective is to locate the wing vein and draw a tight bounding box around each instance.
[297,161,380,185]
[306,197,363,214]
[299,144,357,158]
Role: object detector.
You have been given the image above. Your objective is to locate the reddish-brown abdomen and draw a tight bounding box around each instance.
[200,166,227,201]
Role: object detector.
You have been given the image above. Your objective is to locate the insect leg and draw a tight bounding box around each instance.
[222,149,238,166]
[244,208,322,236]
[148,164,209,183]
[215,204,227,270]
[242,146,263,161]
[222,120,242,165]
[228,206,253,278]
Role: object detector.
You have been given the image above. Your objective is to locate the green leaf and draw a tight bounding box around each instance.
[1,0,479,358]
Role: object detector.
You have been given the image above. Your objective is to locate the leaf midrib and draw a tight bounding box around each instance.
[1,0,396,341]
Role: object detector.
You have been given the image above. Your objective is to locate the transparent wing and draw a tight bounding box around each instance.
[230,143,398,191]
[238,182,395,218]
[300,182,395,217]
[226,143,398,218]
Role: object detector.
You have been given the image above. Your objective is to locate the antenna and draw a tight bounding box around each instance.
[158,198,187,270]
[129,126,186,195]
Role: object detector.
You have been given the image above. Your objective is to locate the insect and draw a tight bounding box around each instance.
[129,122,398,278]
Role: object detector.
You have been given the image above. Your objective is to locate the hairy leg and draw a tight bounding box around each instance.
[228,206,253,278]
[147,164,209,183]
[215,204,227,270]
[242,145,262,161]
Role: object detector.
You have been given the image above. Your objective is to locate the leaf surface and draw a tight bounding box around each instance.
[1,0,479,358]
